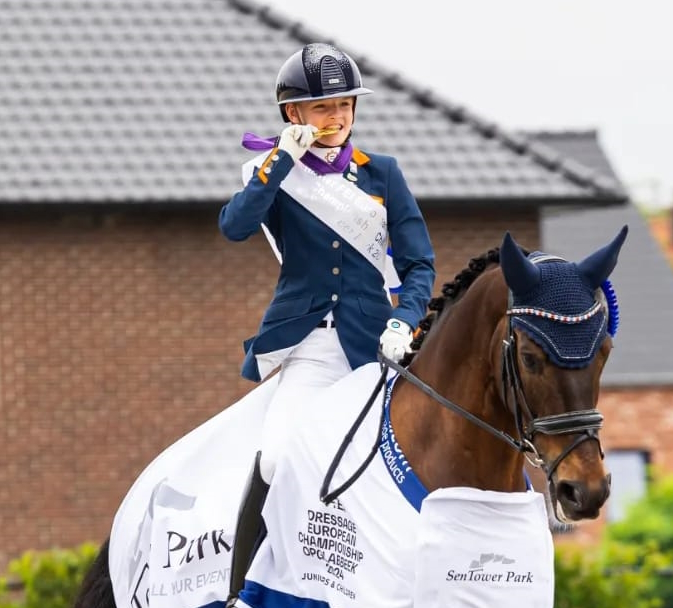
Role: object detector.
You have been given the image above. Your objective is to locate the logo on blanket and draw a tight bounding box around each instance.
[295,497,364,600]
[446,553,533,585]
[122,480,236,607]
[131,527,232,607]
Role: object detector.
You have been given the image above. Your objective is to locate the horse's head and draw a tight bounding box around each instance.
[498,226,628,522]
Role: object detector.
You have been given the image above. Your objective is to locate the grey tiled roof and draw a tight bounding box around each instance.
[537,131,673,387]
[0,0,626,205]
[522,130,628,197]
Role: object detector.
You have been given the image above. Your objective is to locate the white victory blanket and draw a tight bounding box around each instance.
[109,362,555,608]
[109,376,279,608]
[238,364,555,608]
[414,488,554,607]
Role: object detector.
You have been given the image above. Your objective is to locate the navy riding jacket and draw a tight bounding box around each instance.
[219,146,435,382]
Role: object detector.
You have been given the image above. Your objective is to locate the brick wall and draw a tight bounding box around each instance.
[1,205,541,569]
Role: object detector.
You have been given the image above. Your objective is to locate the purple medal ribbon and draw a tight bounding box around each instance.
[241,132,353,175]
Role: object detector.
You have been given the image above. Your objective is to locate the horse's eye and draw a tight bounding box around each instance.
[520,352,540,372]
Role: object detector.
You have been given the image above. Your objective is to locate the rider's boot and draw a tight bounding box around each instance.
[227,450,270,606]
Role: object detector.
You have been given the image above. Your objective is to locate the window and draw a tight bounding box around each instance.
[604,449,650,522]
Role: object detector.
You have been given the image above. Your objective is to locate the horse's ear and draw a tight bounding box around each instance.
[577,225,629,289]
[500,231,541,294]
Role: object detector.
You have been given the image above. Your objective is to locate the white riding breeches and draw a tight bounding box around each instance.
[259,326,352,482]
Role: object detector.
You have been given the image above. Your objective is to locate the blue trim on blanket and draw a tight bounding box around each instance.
[379,376,533,510]
[379,375,429,512]
[239,580,330,608]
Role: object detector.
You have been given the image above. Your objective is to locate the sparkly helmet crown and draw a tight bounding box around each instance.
[275,43,373,122]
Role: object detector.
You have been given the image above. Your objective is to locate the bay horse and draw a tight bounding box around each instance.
[74,227,627,608]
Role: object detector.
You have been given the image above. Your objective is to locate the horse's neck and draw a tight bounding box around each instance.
[391,372,525,493]
[390,294,527,493]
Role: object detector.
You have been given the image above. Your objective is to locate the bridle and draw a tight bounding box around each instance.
[501,310,605,479]
[320,295,606,505]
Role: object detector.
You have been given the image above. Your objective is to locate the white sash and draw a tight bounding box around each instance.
[242,153,388,276]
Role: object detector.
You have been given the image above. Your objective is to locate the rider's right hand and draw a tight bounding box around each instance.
[277,124,317,162]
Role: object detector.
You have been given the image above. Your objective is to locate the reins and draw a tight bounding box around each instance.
[321,304,606,503]
[320,364,388,505]
[380,354,528,453]
[320,351,527,506]
[320,345,530,506]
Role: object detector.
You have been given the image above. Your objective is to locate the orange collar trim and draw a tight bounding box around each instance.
[351,148,370,166]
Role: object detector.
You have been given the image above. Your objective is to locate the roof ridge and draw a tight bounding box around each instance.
[522,129,599,139]
[233,0,626,202]
[521,128,628,195]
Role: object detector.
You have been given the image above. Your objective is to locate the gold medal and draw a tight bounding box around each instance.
[314,126,341,137]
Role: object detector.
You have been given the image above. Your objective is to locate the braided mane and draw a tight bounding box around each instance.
[401,245,529,366]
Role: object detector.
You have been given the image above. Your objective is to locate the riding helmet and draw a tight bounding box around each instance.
[275,43,373,122]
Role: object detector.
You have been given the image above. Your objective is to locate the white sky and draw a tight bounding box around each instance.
[267,0,673,210]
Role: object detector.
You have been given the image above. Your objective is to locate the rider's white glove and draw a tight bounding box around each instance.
[379,318,413,362]
[278,124,317,162]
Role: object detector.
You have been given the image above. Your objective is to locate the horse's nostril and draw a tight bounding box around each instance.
[555,478,611,520]
[557,481,582,507]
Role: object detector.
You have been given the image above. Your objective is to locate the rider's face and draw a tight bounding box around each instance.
[286,97,355,147]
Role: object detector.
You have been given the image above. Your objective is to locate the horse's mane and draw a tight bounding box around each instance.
[401,244,529,366]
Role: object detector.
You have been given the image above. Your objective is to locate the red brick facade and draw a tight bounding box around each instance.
[4,205,660,570]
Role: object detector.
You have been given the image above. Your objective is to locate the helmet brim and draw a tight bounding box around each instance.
[278,87,373,106]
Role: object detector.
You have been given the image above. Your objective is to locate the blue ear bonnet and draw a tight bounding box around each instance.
[509,253,610,368]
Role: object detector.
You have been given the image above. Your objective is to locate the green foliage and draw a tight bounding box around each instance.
[607,471,673,552]
[0,543,99,608]
[604,469,673,606]
[554,542,662,608]
[552,469,673,606]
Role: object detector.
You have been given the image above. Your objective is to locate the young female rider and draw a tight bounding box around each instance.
[219,42,435,600]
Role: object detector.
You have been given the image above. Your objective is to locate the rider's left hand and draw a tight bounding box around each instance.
[379,318,413,362]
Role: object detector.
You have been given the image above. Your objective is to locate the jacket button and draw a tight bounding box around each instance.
[332,267,340,275]
[331,294,339,302]
[263,167,271,174]
[272,154,280,161]
[332,240,340,248]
